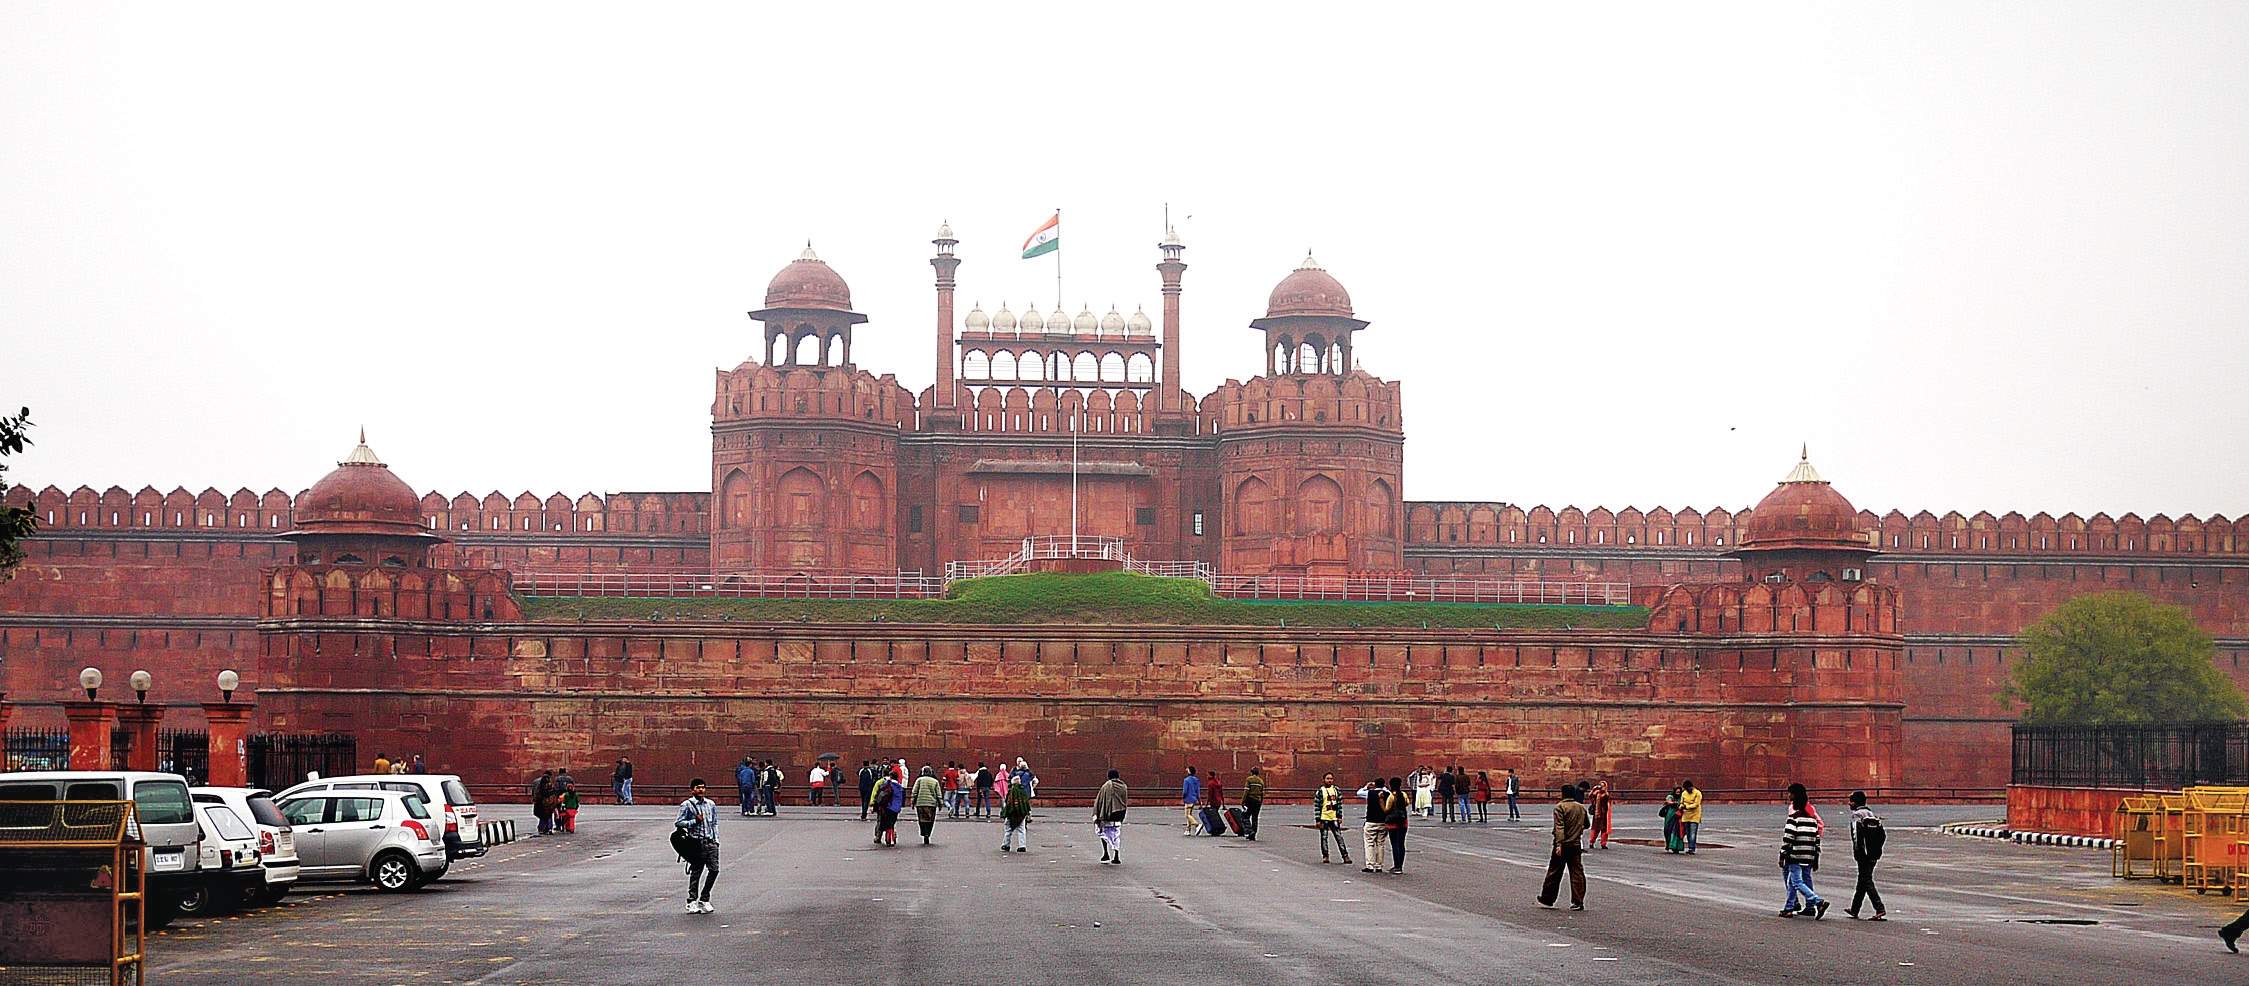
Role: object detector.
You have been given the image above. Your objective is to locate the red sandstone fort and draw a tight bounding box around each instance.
[5,224,2245,798]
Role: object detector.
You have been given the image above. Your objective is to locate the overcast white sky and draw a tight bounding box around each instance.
[5,3,2245,519]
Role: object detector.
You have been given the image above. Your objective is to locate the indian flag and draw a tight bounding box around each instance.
[1021,213,1060,258]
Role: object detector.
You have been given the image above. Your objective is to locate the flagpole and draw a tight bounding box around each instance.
[1054,207,1063,312]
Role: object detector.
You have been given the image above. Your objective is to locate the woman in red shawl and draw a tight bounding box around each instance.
[1589,779,1615,849]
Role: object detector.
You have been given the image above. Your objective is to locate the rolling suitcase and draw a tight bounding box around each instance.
[1223,807,1248,836]
[1201,805,1223,835]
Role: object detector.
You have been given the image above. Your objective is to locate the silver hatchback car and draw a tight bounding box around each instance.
[276,788,449,891]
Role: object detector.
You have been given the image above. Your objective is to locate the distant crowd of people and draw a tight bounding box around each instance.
[637,759,1898,926]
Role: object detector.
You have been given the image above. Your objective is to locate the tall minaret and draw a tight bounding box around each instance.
[1156,222,1186,415]
[931,221,960,414]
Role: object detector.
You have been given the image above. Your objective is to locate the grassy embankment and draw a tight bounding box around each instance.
[521,570,1646,629]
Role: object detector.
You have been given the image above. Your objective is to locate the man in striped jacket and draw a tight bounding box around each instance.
[1779,782,1829,919]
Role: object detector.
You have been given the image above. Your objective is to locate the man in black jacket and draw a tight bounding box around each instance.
[858,760,878,820]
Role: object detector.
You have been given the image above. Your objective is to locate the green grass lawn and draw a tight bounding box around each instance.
[521,571,1646,629]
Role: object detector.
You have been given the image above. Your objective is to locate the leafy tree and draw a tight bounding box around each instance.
[0,407,32,578]
[2004,591,2245,723]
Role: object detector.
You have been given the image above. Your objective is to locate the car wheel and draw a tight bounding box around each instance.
[259,884,290,906]
[371,851,418,892]
[174,881,219,917]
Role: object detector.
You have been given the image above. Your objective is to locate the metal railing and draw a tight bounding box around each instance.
[519,571,946,599]
[1206,574,1631,606]
[248,732,359,790]
[2013,722,2249,790]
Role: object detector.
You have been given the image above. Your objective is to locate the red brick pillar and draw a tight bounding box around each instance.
[0,694,12,733]
[203,701,256,789]
[116,703,165,772]
[64,702,119,771]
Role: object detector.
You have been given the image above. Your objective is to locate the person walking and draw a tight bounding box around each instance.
[1474,771,1493,823]
[736,759,758,817]
[941,762,961,818]
[1001,771,1032,853]
[1845,791,1886,920]
[808,760,828,806]
[1242,767,1266,841]
[1357,777,1390,873]
[1314,772,1352,865]
[2224,908,2249,952]
[529,769,556,836]
[1452,767,1473,823]
[675,778,720,913]
[1384,776,1410,872]
[1588,780,1614,849]
[1436,767,1457,823]
[409,754,426,774]
[1505,769,1521,821]
[1413,767,1435,818]
[973,762,994,819]
[1679,780,1704,853]
[1181,767,1204,836]
[1661,786,1684,853]
[1094,769,1128,865]
[1537,784,1590,910]
[857,761,876,820]
[612,757,634,806]
[1779,782,1829,918]
[912,764,943,845]
[869,769,904,847]
[1012,757,1037,804]
[1204,773,1227,836]
[375,753,393,775]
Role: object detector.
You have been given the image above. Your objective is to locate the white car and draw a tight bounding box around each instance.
[276,788,449,891]
[278,774,484,864]
[192,786,300,905]
[178,801,264,915]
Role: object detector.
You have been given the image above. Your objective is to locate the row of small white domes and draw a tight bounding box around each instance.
[966,302,1153,336]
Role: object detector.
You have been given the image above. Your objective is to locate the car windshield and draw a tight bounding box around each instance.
[402,794,430,819]
[244,796,288,827]
[204,805,253,841]
[442,780,473,806]
[133,780,194,826]
[279,798,326,826]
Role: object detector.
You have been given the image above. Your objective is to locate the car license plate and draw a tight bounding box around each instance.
[151,850,184,872]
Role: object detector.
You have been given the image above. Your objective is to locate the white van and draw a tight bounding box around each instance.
[0,770,206,927]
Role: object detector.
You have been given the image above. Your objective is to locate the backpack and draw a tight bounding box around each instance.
[669,827,701,863]
[1857,814,1886,860]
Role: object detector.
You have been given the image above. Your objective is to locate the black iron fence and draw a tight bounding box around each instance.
[2012,722,2249,789]
[248,732,357,790]
[3,727,70,771]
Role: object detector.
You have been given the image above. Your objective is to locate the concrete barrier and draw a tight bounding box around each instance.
[1942,821,2118,850]
[478,819,517,846]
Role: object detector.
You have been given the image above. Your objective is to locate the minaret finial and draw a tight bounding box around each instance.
[359,425,366,445]
[1801,441,1808,462]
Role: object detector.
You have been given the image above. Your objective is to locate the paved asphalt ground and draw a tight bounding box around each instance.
[144,800,2247,984]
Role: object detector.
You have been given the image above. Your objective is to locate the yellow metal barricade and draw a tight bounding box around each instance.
[2156,794,2189,882]
[2181,789,2246,893]
[2116,795,2162,879]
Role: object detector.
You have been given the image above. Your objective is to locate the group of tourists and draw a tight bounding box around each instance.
[527,767,581,835]
[861,757,1038,850]
[1534,779,1887,920]
[369,753,424,775]
[735,759,784,816]
[660,759,1904,927]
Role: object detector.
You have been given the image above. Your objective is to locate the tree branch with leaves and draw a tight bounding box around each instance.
[2003,591,2246,724]
[0,407,34,578]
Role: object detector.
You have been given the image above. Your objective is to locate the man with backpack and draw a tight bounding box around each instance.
[674,778,720,914]
[1242,767,1266,841]
[1314,772,1352,865]
[1846,790,1887,920]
